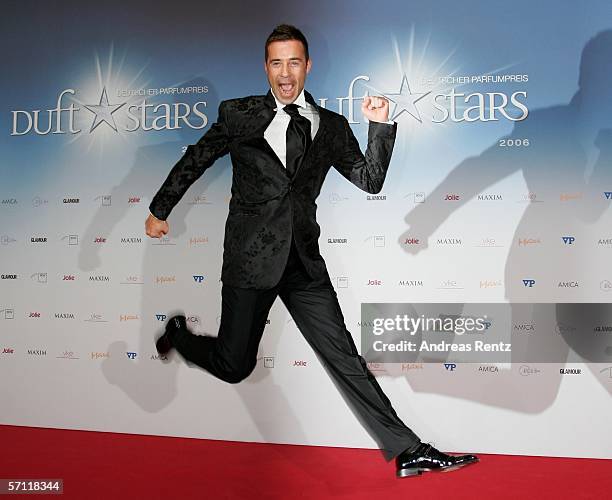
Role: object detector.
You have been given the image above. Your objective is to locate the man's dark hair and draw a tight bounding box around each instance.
[265,24,309,62]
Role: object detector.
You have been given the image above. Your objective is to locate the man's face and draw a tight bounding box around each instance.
[264,39,311,104]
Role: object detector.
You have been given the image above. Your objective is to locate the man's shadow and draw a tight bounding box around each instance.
[77,78,304,443]
[395,30,612,411]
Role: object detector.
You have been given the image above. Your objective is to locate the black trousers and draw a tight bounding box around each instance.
[171,238,421,461]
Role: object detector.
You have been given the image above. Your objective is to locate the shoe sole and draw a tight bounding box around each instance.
[155,340,170,356]
[396,468,423,478]
[155,333,173,356]
[396,457,479,478]
[154,315,186,355]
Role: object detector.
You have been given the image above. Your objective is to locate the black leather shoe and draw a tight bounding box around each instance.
[396,443,479,478]
[155,315,187,355]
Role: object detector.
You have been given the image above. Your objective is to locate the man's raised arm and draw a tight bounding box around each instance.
[146,101,231,237]
[332,95,397,194]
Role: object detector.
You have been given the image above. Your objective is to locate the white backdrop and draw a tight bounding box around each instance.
[2,0,612,460]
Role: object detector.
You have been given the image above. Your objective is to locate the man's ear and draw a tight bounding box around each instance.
[306,58,312,74]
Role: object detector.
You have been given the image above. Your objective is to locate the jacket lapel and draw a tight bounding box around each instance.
[245,90,285,172]
[298,90,328,179]
[245,89,329,180]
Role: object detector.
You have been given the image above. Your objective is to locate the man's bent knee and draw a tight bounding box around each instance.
[218,364,256,384]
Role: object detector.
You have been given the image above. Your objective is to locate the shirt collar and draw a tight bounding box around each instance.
[270,87,307,111]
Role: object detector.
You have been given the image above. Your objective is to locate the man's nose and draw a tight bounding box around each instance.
[280,63,290,76]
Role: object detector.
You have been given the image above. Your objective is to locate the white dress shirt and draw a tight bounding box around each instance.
[264,87,319,169]
[265,88,394,169]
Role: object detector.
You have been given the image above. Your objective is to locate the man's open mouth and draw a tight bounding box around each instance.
[279,83,294,96]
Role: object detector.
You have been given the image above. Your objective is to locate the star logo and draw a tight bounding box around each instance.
[383,74,431,123]
[84,87,126,132]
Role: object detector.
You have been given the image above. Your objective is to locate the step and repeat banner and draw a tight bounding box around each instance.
[2,0,612,459]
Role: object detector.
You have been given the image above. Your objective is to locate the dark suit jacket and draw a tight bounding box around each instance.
[150,89,397,289]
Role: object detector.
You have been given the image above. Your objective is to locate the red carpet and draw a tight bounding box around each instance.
[1,425,610,499]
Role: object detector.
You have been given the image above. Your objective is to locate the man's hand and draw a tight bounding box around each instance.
[362,95,390,123]
[145,213,169,238]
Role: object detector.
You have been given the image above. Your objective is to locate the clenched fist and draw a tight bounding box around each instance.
[362,95,390,123]
[145,213,169,238]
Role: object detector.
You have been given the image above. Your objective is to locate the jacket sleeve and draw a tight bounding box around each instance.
[149,101,231,220]
[332,115,397,194]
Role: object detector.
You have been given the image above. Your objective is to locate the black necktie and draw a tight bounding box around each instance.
[283,103,312,178]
